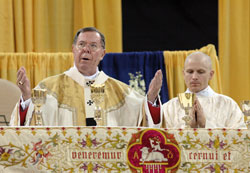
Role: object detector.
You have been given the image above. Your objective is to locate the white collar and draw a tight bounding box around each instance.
[185,86,216,97]
[73,66,99,80]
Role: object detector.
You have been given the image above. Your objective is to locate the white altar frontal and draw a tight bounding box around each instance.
[0,127,249,172]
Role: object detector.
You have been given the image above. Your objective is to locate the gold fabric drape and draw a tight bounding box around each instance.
[164,44,222,99]
[0,53,74,88]
[0,0,122,53]
[219,0,250,105]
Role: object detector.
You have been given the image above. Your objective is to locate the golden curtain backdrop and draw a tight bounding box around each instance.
[0,0,122,53]
[219,0,250,105]
[0,53,74,88]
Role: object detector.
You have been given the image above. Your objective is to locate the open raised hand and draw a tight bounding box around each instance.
[147,70,163,103]
[16,67,31,101]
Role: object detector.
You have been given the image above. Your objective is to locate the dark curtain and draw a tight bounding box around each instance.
[99,51,169,103]
[122,0,218,52]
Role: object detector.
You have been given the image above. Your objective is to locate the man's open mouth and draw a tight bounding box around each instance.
[81,58,89,60]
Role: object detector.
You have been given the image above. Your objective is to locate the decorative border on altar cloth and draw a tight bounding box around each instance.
[0,127,249,172]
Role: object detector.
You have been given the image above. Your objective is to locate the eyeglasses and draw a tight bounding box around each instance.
[76,42,101,52]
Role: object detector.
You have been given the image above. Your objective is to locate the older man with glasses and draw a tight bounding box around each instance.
[10,27,162,127]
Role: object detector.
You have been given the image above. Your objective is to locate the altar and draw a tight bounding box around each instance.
[0,127,249,172]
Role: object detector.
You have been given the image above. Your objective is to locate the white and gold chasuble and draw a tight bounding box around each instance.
[162,86,246,129]
[10,67,147,126]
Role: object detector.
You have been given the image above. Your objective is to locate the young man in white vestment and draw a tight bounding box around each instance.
[147,51,246,129]
[10,27,162,127]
